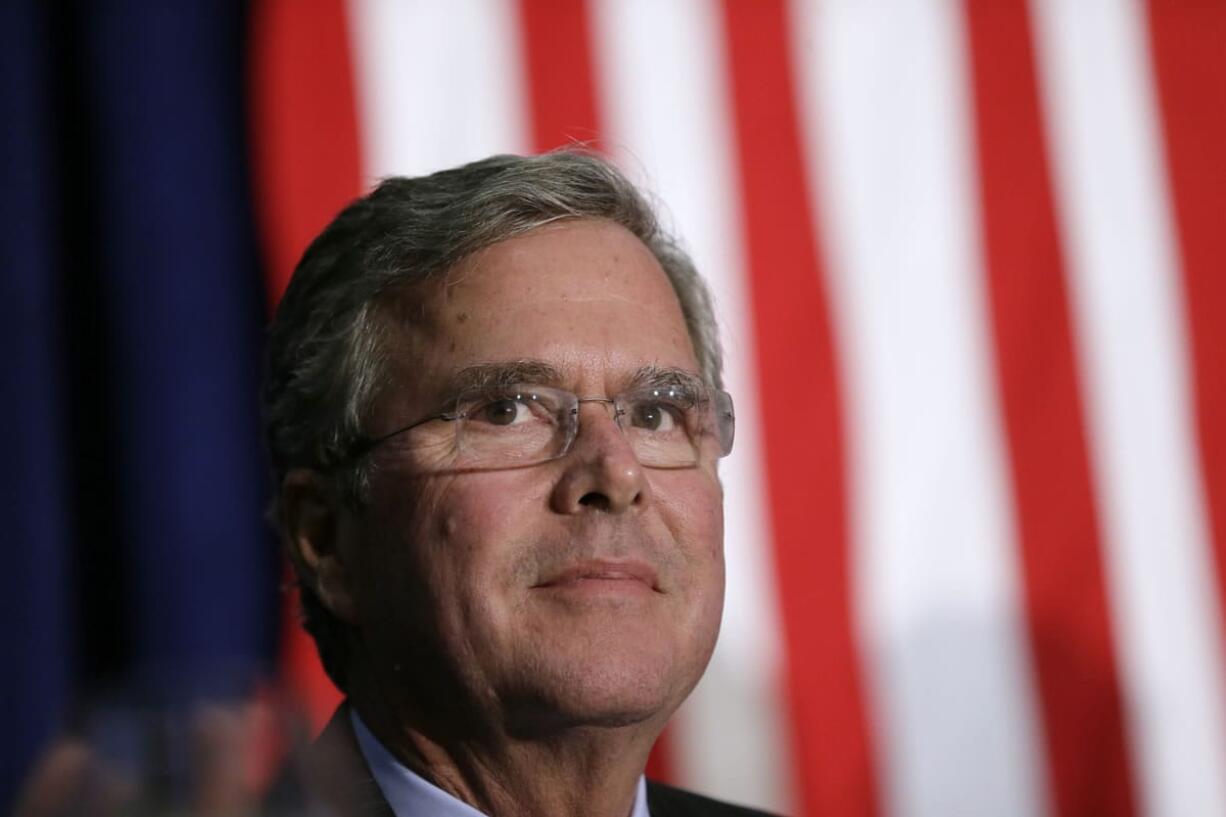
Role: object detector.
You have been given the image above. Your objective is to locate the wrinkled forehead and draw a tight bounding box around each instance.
[375,220,701,400]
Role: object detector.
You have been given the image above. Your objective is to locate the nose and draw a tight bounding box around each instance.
[549,400,649,514]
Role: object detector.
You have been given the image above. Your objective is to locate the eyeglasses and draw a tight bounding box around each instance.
[349,382,735,472]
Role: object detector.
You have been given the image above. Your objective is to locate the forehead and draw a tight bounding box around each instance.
[389,219,700,393]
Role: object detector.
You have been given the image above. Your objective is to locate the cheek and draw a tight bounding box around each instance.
[414,471,552,590]
[653,470,723,545]
[649,470,726,585]
[433,470,548,532]
[358,473,550,654]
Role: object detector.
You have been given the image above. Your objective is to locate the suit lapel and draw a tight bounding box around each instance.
[304,703,397,817]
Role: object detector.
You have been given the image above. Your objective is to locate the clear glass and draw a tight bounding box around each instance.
[361,382,735,472]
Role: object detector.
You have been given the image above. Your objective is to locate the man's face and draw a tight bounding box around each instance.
[341,219,725,734]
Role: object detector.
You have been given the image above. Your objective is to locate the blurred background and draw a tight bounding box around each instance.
[4,1,1224,815]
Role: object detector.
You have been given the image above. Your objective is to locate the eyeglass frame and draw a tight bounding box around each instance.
[343,381,736,472]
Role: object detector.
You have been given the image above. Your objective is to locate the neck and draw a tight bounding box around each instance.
[347,673,663,817]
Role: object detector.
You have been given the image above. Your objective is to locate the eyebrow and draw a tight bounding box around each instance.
[625,364,707,393]
[445,360,566,395]
[443,360,706,396]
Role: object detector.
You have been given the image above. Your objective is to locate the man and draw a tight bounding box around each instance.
[264,151,776,817]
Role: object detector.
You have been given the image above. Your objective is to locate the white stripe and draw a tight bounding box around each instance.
[1030,2,1226,815]
[792,2,1048,815]
[345,0,529,181]
[589,1,794,812]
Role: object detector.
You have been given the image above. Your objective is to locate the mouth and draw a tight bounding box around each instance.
[532,559,660,595]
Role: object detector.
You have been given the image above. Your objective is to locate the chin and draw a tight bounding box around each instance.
[501,673,674,738]
[500,619,715,738]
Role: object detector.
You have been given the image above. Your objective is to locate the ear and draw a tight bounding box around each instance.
[280,469,359,624]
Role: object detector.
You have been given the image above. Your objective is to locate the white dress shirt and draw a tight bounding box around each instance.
[351,709,652,817]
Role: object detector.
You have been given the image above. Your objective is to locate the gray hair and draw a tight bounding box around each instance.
[262,150,723,690]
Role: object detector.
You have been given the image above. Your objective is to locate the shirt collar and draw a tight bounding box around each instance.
[351,709,652,817]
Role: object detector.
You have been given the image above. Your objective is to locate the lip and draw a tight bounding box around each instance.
[533,559,659,592]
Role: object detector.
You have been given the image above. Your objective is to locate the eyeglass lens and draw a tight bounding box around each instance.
[420,384,733,470]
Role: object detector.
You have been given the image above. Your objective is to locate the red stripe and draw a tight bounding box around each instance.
[643,726,674,784]
[963,4,1138,815]
[249,0,363,732]
[249,0,365,307]
[517,0,603,152]
[720,3,877,814]
[1147,0,1226,699]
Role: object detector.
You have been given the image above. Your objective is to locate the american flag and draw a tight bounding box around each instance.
[250,2,1226,815]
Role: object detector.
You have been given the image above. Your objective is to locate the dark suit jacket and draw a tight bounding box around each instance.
[299,704,780,817]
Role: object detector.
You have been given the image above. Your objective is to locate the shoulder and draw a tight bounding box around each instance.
[646,780,783,817]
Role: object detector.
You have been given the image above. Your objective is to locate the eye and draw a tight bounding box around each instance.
[465,388,561,429]
[476,397,531,426]
[631,401,680,432]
